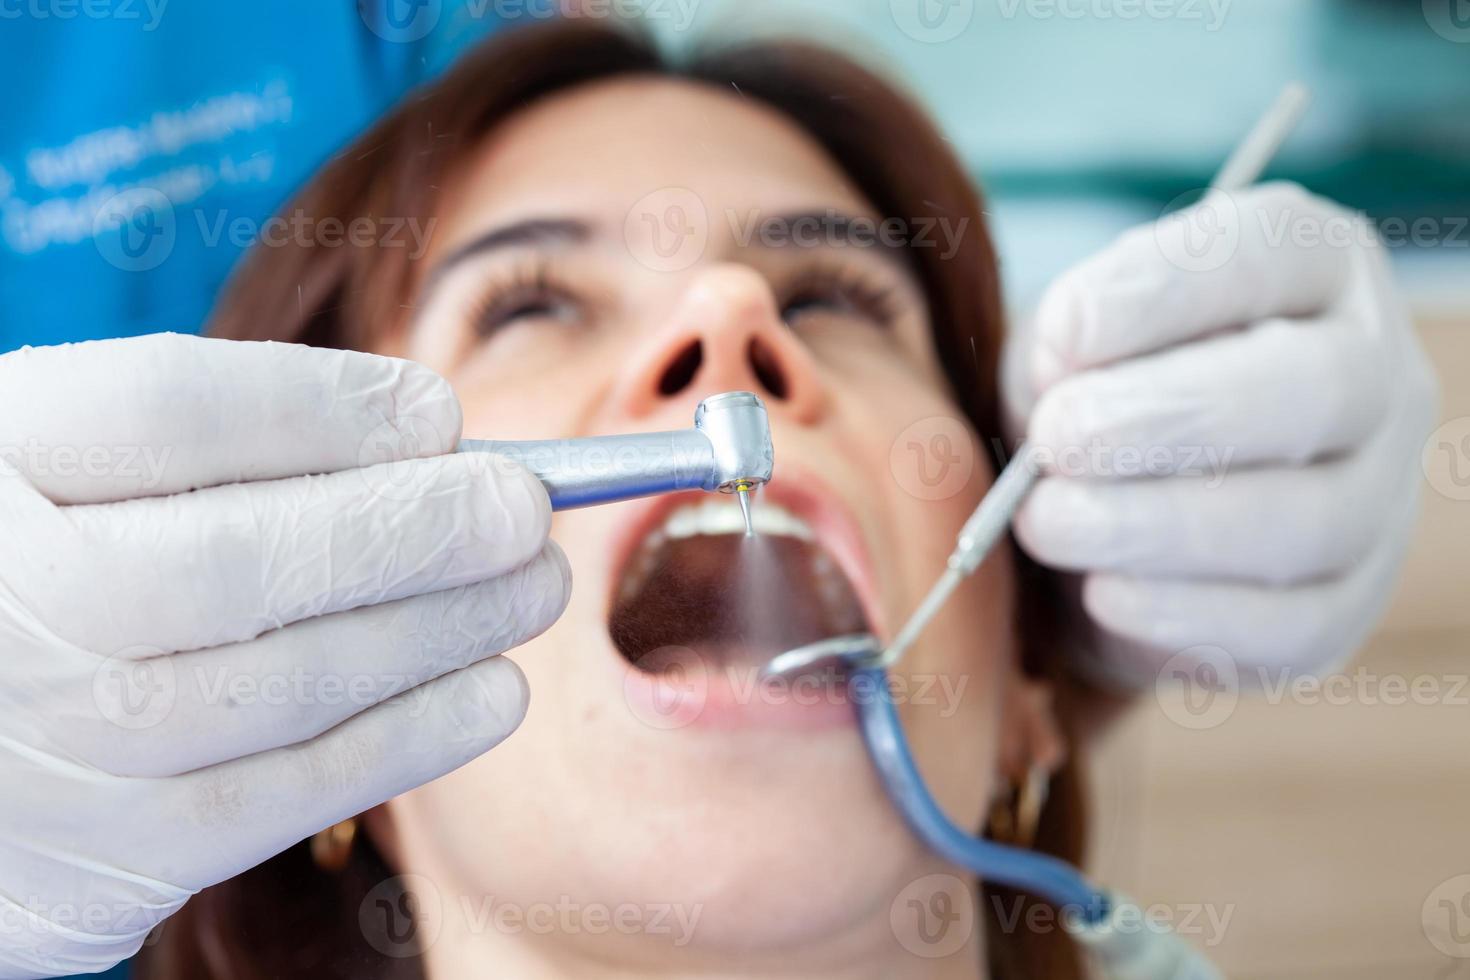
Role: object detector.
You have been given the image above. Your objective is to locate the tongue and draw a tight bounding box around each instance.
[609,534,868,673]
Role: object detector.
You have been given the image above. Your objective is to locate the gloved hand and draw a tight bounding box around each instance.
[0,334,571,979]
[1003,183,1437,686]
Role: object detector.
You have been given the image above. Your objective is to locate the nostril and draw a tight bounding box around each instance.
[658,340,703,396]
[748,337,789,400]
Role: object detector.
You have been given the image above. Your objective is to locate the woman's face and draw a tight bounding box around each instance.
[383,75,1022,971]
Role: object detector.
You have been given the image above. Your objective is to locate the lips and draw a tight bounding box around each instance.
[606,474,882,681]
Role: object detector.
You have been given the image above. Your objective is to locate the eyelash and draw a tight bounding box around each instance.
[779,263,902,329]
[461,258,902,339]
[465,259,581,337]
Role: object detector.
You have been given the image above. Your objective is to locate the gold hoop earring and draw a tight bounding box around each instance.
[311,817,359,872]
[987,765,1049,848]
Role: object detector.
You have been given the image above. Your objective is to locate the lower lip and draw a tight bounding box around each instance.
[618,655,861,733]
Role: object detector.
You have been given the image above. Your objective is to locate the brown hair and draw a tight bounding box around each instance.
[141,18,1087,980]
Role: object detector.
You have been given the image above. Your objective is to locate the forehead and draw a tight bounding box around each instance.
[432,75,877,251]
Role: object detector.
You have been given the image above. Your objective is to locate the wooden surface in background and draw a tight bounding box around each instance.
[1085,314,1470,979]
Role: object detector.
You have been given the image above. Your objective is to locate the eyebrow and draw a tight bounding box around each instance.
[426,217,592,286]
[745,210,916,269]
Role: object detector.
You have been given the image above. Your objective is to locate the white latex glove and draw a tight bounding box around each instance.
[1004,183,1437,686]
[0,334,571,979]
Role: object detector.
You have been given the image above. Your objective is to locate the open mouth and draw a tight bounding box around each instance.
[609,493,872,677]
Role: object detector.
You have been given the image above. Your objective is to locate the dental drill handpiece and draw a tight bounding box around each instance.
[458,391,774,532]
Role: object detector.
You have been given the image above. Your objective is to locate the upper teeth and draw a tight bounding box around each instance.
[658,498,814,541]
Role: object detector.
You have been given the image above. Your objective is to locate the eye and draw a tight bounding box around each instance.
[780,265,901,329]
[467,260,583,337]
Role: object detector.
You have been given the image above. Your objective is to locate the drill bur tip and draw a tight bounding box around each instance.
[735,483,755,538]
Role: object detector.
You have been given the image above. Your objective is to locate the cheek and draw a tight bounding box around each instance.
[858,384,1013,834]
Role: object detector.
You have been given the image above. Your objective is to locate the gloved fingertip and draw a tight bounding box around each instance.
[1012,478,1112,570]
[1029,284,1079,394]
[468,454,554,561]
[461,656,531,741]
[1028,383,1091,456]
[392,360,464,449]
[544,538,574,615]
[1081,574,1147,636]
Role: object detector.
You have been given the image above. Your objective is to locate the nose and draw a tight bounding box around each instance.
[614,264,826,423]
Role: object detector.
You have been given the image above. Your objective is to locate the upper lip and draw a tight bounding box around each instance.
[605,464,885,642]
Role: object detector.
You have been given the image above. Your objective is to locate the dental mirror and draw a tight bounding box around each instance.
[761,633,880,680]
